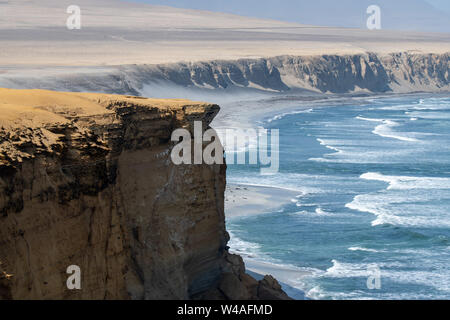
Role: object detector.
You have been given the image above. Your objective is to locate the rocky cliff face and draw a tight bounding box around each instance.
[139,52,449,93]
[0,88,289,300]
[1,52,448,95]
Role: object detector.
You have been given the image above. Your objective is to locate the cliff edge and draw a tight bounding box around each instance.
[2,53,448,96]
[0,88,290,300]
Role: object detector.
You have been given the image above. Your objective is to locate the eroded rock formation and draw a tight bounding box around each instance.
[1,52,448,95]
[0,88,289,300]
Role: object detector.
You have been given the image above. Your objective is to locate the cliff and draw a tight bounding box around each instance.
[1,52,448,96]
[0,88,290,300]
[132,52,449,94]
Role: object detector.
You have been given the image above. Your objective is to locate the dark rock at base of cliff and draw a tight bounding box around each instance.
[192,254,291,300]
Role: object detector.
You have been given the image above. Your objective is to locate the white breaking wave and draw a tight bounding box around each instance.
[289,206,340,218]
[325,260,383,278]
[346,193,450,227]
[379,100,450,112]
[316,138,342,153]
[356,116,419,142]
[323,259,450,295]
[360,172,450,190]
[348,247,380,253]
[266,108,313,123]
[373,122,419,142]
[309,147,411,164]
[227,232,262,258]
[355,116,384,122]
[315,207,329,215]
[406,111,450,120]
[345,196,400,227]
[308,138,349,163]
[228,232,321,297]
[345,172,450,227]
[306,286,328,300]
[412,103,450,111]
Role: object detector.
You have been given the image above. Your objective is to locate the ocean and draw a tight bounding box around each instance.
[226,95,450,300]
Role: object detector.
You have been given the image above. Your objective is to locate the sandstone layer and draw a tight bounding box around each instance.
[0,88,289,300]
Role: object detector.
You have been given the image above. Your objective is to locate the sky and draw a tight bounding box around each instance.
[425,0,450,12]
[126,0,450,32]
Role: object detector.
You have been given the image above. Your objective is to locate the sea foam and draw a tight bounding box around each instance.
[356,116,419,142]
[266,108,313,123]
[360,172,450,190]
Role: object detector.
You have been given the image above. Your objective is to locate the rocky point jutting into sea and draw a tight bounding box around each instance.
[0,88,290,300]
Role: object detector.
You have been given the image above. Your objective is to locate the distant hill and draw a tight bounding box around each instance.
[131,0,450,33]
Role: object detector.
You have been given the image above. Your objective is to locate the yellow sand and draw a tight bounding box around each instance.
[0,88,207,128]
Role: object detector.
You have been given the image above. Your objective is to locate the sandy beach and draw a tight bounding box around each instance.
[225,184,300,218]
[225,183,312,299]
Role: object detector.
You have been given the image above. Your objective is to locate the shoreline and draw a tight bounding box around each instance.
[225,184,300,218]
[225,183,311,299]
[225,184,310,300]
[212,91,450,129]
[222,91,450,300]
[219,95,370,300]
[221,92,449,300]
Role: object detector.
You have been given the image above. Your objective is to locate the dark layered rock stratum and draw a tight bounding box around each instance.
[0,88,290,300]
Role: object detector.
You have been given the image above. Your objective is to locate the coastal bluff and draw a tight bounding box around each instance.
[2,52,448,96]
[0,88,289,300]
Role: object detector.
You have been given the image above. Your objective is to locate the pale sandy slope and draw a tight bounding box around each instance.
[0,87,208,128]
[0,0,449,67]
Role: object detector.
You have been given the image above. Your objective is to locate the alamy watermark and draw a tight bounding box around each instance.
[170,121,279,175]
[65,4,381,31]
[66,5,81,30]
[366,5,381,30]
[366,264,381,290]
[66,265,81,290]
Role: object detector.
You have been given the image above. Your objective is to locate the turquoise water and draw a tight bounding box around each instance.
[226,96,450,300]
